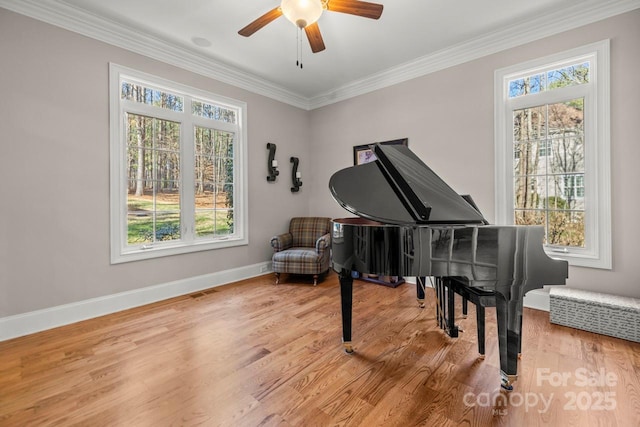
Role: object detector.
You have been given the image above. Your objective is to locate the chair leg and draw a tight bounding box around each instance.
[313,274,318,286]
[275,272,280,285]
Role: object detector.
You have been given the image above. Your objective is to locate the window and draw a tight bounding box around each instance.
[110,64,248,263]
[494,41,611,269]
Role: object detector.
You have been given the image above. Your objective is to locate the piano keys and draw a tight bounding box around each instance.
[329,143,568,390]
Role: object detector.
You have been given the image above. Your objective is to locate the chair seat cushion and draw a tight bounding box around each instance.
[272,247,326,275]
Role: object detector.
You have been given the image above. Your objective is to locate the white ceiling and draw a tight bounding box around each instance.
[2,0,638,108]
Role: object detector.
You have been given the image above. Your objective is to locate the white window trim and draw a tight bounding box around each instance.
[109,63,249,264]
[494,40,611,269]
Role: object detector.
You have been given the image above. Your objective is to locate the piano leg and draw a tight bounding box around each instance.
[519,314,523,357]
[435,278,443,329]
[446,278,459,337]
[495,293,522,390]
[434,278,460,337]
[338,269,354,354]
[416,276,426,308]
[462,297,468,318]
[476,304,486,358]
[436,278,451,331]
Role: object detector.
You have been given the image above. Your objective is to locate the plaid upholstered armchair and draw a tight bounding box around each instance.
[270,217,332,286]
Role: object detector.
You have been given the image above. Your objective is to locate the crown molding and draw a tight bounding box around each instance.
[308,0,640,109]
[0,0,310,109]
[1,0,638,111]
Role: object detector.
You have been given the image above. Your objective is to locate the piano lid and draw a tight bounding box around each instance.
[329,143,487,225]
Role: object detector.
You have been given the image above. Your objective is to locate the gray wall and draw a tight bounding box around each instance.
[1,9,638,320]
[0,9,312,317]
[309,10,640,298]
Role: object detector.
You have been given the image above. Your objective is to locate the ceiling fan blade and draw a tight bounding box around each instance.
[238,7,283,37]
[326,0,383,19]
[304,22,326,53]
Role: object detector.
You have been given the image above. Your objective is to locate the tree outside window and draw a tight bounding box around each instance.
[495,41,611,269]
[110,64,247,263]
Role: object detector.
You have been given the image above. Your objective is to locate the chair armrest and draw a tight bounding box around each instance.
[315,233,331,255]
[271,233,293,252]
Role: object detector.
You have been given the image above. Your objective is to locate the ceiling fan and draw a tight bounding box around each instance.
[238,0,384,54]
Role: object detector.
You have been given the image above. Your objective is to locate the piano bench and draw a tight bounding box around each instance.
[433,278,497,356]
[451,283,496,356]
[550,287,640,343]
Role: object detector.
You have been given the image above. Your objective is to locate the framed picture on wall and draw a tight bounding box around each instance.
[353,138,408,165]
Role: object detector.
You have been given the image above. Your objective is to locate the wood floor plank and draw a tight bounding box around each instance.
[1,272,639,426]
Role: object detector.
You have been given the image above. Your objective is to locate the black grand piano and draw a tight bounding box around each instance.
[329,143,568,390]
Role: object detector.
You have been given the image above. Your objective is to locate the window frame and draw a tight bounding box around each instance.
[109,63,248,264]
[494,40,611,269]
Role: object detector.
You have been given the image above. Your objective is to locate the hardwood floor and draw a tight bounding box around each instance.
[1,272,639,426]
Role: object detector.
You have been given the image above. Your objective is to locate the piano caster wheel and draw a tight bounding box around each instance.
[500,373,517,391]
[417,299,425,308]
[500,380,514,391]
[343,342,354,354]
[518,353,522,359]
[478,354,485,360]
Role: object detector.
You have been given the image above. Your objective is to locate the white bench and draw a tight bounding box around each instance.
[549,287,640,343]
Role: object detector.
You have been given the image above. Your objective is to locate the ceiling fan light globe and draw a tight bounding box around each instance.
[281,0,323,28]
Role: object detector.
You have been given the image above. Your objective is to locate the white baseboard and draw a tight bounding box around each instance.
[1,268,551,342]
[0,261,272,342]
[523,289,551,311]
